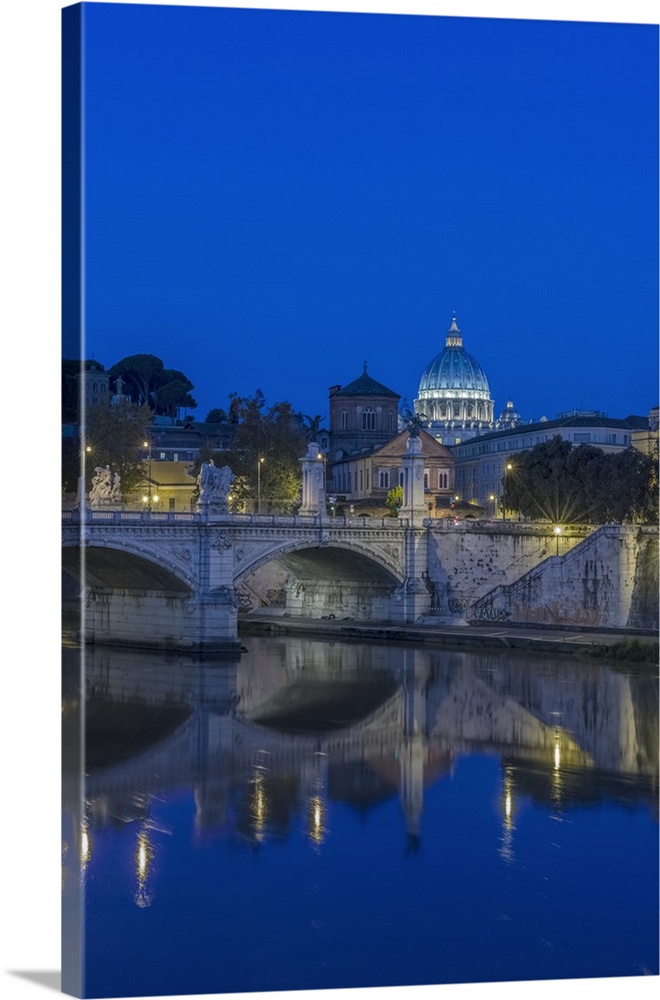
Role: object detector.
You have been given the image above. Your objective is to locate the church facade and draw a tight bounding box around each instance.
[325,363,456,513]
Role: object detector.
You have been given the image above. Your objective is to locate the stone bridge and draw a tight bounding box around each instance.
[62,508,431,652]
[62,502,658,652]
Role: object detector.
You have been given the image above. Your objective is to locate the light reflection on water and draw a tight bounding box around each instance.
[62,635,659,996]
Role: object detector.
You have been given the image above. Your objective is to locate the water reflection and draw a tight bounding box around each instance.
[62,635,658,992]
[63,637,658,867]
[134,826,154,908]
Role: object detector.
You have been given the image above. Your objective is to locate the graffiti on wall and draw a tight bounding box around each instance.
[429,594,602,627]
[512,600,602,627]
[428,597,510,622]
[469,606,511,623]
[448,597,471,615]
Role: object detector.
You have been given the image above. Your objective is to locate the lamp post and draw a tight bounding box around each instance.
[554,525,562,555]
[489,494,498,519]
[257,455,265,514]
[142,437,158,511]
[503,463,513,521]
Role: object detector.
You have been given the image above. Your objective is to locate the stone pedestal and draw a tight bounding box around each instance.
[399,433,427,526]
[299,442,326,515]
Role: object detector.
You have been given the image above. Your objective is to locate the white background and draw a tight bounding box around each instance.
[1,2,657,999]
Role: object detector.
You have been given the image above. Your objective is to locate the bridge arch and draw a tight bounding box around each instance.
[233,539,404,622]
[233,539,404,588]
[62,540,195,594]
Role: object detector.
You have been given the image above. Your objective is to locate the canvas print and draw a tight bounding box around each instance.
[61,2,659,998]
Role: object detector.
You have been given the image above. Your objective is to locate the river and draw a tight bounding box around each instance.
[62,632,658,997]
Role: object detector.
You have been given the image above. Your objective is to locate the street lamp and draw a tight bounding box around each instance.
[142,437,158,511]
[503,463,513,521]
[489,494,498,519]
[257,455,265,514]
[78,443,93,508]
[554,525,562,555]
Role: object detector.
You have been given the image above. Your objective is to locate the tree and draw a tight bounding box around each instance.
[385,485,403,517]
[154,370,197,420]
[505,436,658,524]
[108,354,197,420]
[109,354,164,407]
[205,408,228,424]
[84,402,152,498]
[600,447,658,523]
[192,391,309,513]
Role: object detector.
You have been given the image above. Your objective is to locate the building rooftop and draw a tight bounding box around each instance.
[450,412,648,452]
[331,363,400,399]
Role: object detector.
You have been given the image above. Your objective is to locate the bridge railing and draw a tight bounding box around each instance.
[227,512,410,529]
[61,508,411,529]
[62,508,201,524]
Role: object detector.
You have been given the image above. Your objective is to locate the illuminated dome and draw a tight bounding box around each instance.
[418,316,491,396]
[498,399,522,429]
[414,315,495,443]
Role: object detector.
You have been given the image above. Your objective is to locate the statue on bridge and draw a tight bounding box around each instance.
[197,459,234,514]
[89,465,121,507]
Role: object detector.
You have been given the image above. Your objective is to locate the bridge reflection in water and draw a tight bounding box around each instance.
[62,635,659,996]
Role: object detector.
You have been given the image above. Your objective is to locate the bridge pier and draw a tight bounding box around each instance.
[83,587,241,654]
[391,527,432,623]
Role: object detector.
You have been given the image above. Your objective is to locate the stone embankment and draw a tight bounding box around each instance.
[240,611,659,661]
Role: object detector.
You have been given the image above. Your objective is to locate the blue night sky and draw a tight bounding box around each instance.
[74,1,658,424]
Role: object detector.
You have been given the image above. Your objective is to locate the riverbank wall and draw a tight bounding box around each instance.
[239,612,659,661]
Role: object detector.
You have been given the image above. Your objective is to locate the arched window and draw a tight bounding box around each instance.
[379,470,390,489]
[362,408,376,431]
[388,411,394,431]
[340,410,348,430]
[423,471,429,489]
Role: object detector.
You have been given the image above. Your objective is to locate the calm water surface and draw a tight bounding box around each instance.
[62,634,659,997]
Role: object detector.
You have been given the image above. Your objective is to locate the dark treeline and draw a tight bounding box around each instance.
[504,436,658,524]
